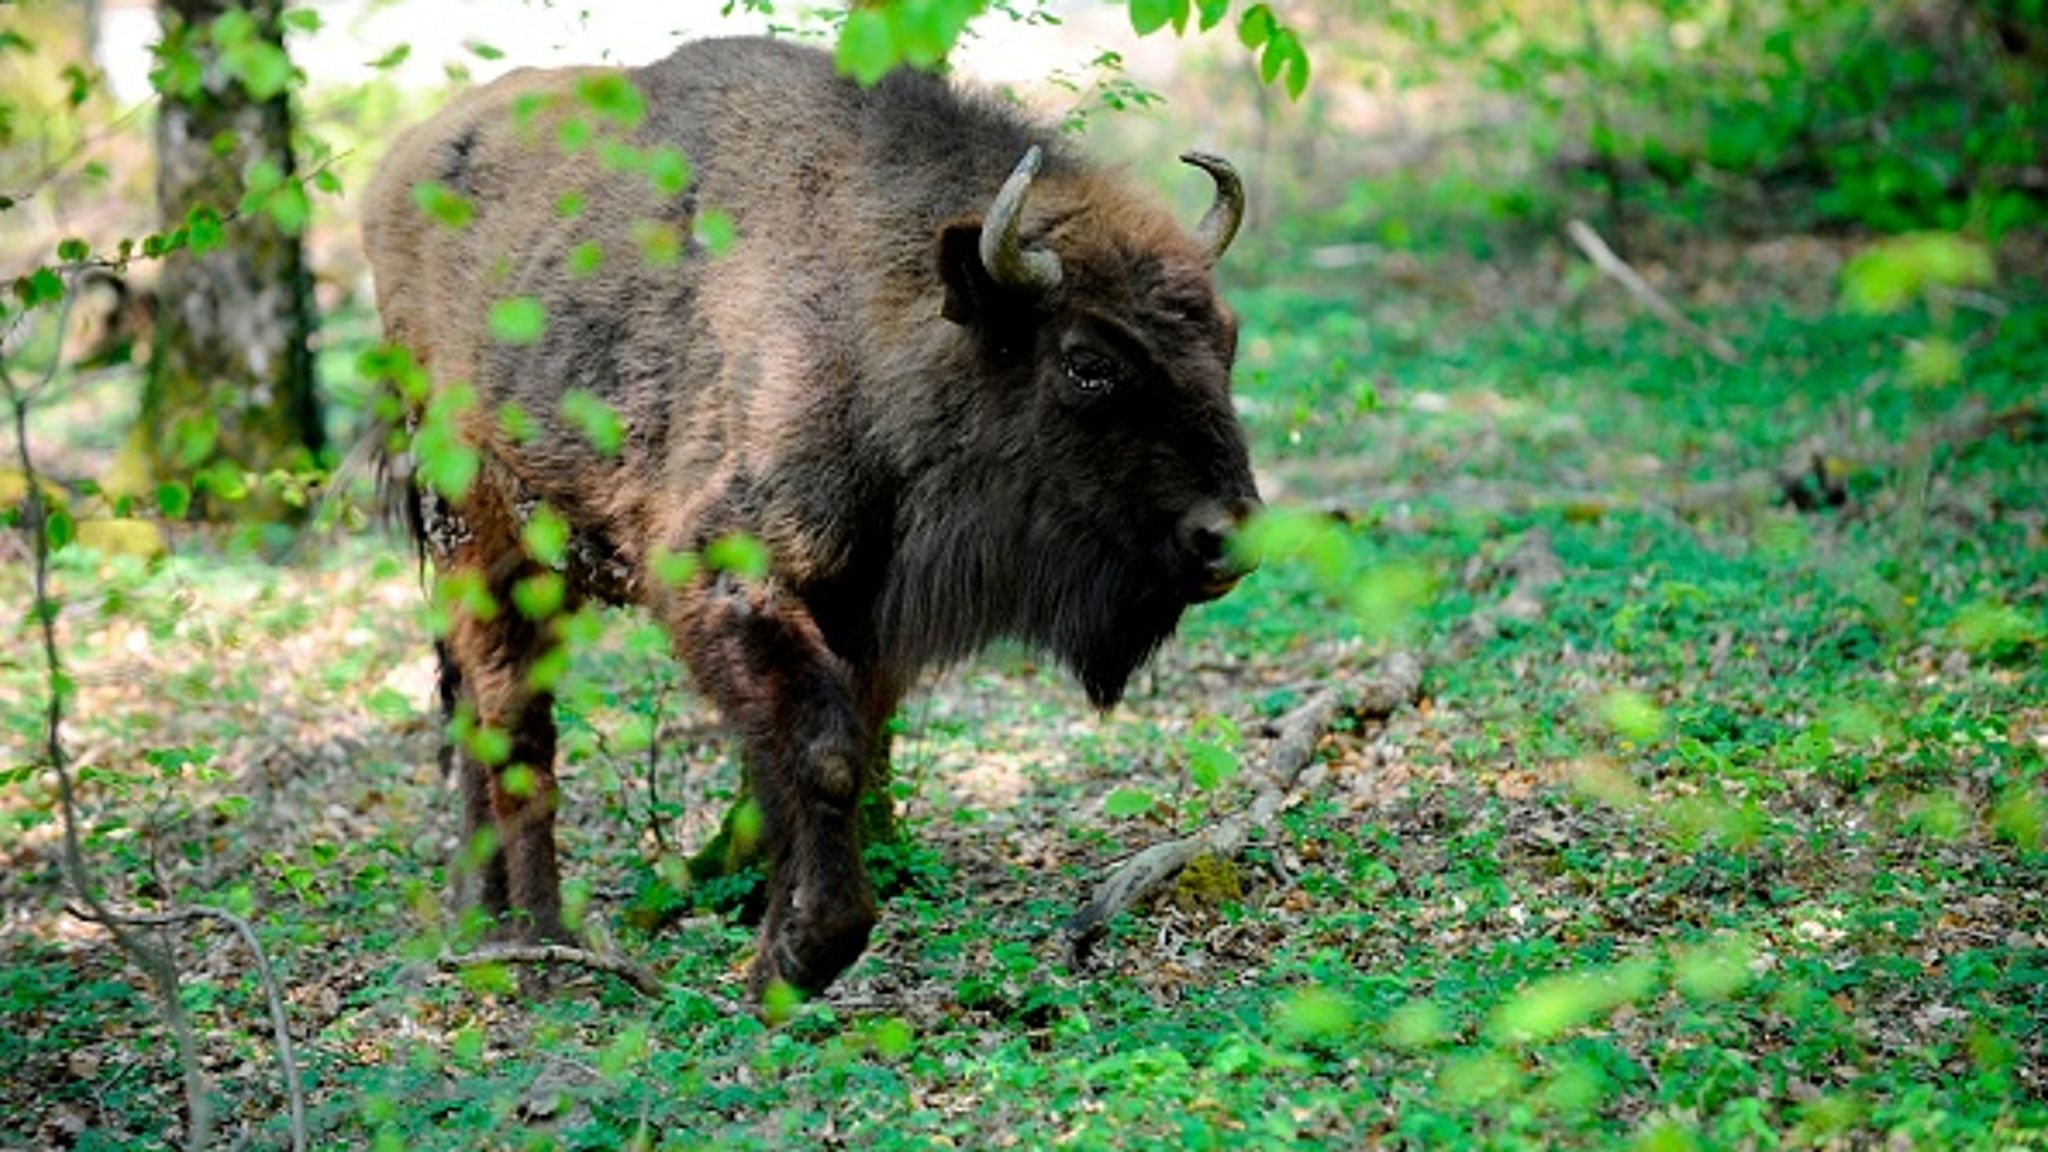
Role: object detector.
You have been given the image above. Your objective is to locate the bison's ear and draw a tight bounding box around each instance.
[937,222,995,326]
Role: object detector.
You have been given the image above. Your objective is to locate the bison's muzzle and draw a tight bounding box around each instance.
[1179,496,1263,603]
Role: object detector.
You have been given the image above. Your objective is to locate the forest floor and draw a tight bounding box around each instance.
[3,233,2046,1149]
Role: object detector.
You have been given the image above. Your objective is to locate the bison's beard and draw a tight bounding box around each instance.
[876,510,1189,707]
[1046,558,1189,710]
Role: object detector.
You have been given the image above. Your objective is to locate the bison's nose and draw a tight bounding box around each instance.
[1181,496,1262,602]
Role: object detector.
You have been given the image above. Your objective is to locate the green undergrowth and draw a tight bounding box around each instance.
[4,245,2046,1148]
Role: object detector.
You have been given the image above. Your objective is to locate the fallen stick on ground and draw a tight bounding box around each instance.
[441,944,667,999]
[1063,651,1424,965]
[1567,219,1742,367]
[1063,530,1562,966]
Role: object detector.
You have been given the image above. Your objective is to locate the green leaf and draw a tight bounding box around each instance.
[282,8,323,33]
[61,63,93,108]
[470,726,512,767]
[368,44,411,70]
[21,266,63,307]
[521,504,570,567]
[1238,4,1275,48]
[572,73,646,128]
[567,242,604,278]
[651,547,699,587]
[1842,233,1995,315]
[157,482,191,520]
[870,1017,915,1060]
[1187,740,1238,790]
[596,137,644,173]
[1103,787,1156,818]
[597,1024,650,1079]
[1276,986,1356,1042]
[498,402,538,445]
[1280,36,1310,100]
[56,237,88,262]
[411,181,474,230]
[694,210,736,257]
[231,41,293,100]
[466,40,504,61]
[512,572,567,620]
[560,389,625,456]
[1196,0,1230,31]
[705,533,769,578]
[46,507,75,550]
[186,206,224,253]
[836,8,896,88]
[1487,960,1657,1044]
[1130,0,1179,36]
[1993,787,2045,849]
[366,686,415,721]
[556,190,587,219]
[556,116,592,153]
[634,220,681,268]
[647,146,691,198]
[419,442,478,501]
[487,297,547,345]
[1600,689,1666,744]
[450,1025,484,1065]
[1903,336,1964,388]
[1674,936,1754,1001]
[267,183,311,235]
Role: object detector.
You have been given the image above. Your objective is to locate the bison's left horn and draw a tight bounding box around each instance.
[1180,151,1245,265]
[981,146,1064,296]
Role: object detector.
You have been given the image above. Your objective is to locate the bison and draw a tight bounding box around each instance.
[362,35,1261,997]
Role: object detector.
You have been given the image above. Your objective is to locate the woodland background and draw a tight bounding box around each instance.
[2,0,2045,1147]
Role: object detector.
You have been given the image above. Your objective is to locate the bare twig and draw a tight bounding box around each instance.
[3,150,351,349]
[1566,219,1742,366]
[4,276,307,1152]
[1064,651,1425,964]
[0,97,156,210]
[66,904,307,1149]
[2,283,213,1148]
[644,680,674,854]
[441,943,667,999]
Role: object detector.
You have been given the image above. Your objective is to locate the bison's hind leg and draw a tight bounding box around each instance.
[437,637,510,920]
[435,511,577,946]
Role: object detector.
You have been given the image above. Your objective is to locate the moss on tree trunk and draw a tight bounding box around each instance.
[144,0,321,516]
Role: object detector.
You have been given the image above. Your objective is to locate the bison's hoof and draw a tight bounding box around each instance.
[747,908,876,999]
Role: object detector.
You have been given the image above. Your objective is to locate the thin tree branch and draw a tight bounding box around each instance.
[4,275,306,1152]
[440,943,668,999]
[65,904,308,1151]
[1567,218,1743,366]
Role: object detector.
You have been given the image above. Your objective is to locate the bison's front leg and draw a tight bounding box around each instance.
[664,572,877,997]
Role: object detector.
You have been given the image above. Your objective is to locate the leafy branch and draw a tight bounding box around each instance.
[1,273,308,1152]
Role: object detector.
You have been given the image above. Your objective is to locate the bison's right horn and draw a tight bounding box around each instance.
[980,146,1064,296]
[1180,151,1245,265]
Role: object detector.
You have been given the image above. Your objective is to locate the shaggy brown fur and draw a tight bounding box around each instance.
[362,36,1260,996]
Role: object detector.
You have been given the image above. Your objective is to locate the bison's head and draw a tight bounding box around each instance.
[933,146,1262,707]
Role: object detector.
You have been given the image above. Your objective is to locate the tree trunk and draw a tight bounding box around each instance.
[145,0,321,513]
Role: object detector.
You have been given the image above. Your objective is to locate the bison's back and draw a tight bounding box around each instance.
[361,38,1056,563]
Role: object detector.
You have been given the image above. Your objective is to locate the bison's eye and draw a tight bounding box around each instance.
[1061,347,1126,399]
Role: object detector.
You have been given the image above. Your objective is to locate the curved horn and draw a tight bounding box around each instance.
[980,146,1064,296]
[1179,151,1245,264]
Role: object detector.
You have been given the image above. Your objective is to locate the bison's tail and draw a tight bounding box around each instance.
[323,415,427,573]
